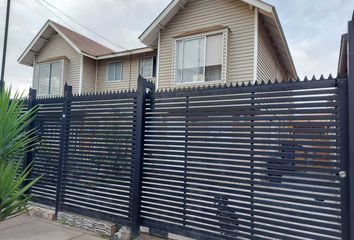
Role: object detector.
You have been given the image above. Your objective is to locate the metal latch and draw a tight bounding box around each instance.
[339,171,347,179]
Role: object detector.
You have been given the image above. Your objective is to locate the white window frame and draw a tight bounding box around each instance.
[139,56,156,79]
[176,36,206,84]
[173,30,227,86]
[106,61,123,82]
[34,59,64,97]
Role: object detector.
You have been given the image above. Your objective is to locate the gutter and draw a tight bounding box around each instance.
[97,47,155,60]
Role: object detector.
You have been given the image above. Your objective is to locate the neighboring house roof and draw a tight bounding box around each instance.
[97,47,155,60]
[18,20,115,66]
[139,0,297,79]
[338,34,348,76]
[51,21,115,57]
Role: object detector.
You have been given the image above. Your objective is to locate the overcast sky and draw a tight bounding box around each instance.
[0,0,352,93]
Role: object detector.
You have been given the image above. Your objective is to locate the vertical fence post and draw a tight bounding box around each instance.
[130,76,154,239]
[23,88,37,188]
[54,84,72,219]
[183,96,189,227]
[347,13,354,240]
[250,91,255,238]
[337,77,350,240]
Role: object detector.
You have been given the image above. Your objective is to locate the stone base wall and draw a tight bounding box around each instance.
[56,212,119,237]
[27,204,55,221]
[27,203,189,240]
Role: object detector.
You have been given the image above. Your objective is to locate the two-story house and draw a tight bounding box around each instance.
[18,0,297,97]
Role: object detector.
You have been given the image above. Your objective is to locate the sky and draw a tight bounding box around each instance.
[0,0,352,93]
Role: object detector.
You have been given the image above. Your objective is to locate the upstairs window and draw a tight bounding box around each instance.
[34,61,63,96]
[107,61,123,81]
[139,56,157,79]
[176,34,223,84]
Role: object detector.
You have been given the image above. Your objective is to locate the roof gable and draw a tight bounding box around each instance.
[139,0,272,46]
[18,20,115,66]
[51,22,115,57]
[139,0,297,78]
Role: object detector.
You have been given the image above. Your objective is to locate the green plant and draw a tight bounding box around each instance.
[0,88,41,221]
[59,217,69,225]
[0,88,37,162]
[0,160,40,221]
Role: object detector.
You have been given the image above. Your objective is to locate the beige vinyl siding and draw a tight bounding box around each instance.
[63,59,69,90]
[35,33,81,93]
[82,56,96,93]
[257,17,288,82]
[96,51,157,92]
[158,0,255,89]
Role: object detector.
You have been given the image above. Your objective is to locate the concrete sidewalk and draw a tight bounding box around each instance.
[0,215,106,240]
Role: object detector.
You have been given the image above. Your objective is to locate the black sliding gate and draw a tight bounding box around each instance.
[25,77,350,240]
[141,78,349,240]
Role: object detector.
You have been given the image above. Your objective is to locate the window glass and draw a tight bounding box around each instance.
[206,34,223,66]
[176,33,223,84]
[183,38,205,83]
[176,41,184,83]
[107,63,116,81]
[38,64,50,95]
[115,62,123,80]
[205,34,222,81]
[35,61,63,96]
[50,62,62,95]
[139,57,154,78]
[152,56,157,77]
[107,62,123,81]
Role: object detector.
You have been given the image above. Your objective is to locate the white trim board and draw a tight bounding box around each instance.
[79,55,84,95]
[253,7,259,83]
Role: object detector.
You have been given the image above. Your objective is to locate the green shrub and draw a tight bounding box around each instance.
[0,88,41,221]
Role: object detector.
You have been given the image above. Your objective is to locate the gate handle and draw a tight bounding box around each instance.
[339,171,347,179]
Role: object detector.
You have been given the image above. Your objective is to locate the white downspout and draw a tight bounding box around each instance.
[79,54,84,95]
[32,55,36,89]
[95,60,98,93]
[156,30,161,90]
[253,7,259,84]
[60,59,65,96]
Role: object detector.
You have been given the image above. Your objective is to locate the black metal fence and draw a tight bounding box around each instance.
[141,77,348,240]
[26,84,149,227]
[23,75,352,240]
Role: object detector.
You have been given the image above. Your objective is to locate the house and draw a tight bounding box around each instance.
[338,34,348,76]
[18,0,297,97]
[338,13,354,76]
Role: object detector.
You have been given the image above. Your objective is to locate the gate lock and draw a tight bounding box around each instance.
[339,171,347,179]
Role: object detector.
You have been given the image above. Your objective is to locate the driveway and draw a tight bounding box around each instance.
[0,215,106,240]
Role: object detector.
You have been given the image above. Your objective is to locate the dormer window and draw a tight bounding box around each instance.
[175,33,223,84]
[34,61,63,96]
